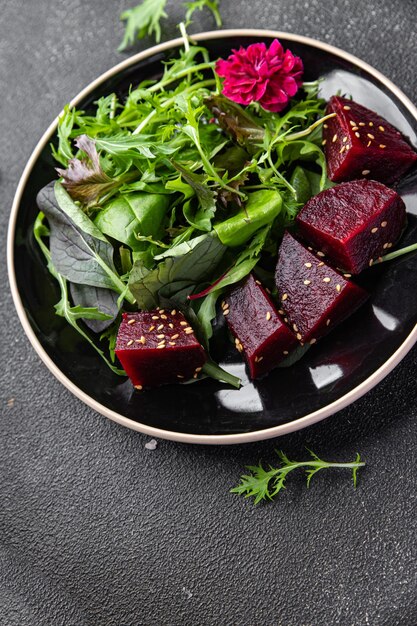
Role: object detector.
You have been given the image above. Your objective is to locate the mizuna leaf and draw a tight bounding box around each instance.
[118,0,168,50]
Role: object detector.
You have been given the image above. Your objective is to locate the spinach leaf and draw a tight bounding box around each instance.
[69,283,119,333]
[128,232,226,309]
[214,189,282,247]
[172,162,217,232]
[33,213,125,376]
[37,182,134,303]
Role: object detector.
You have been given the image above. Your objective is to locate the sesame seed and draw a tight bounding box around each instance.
[383,243,389,249]
[265,288,271,294]
[160,314,167,320]
[185,328,194,334]
[371,227,378,233]
[171,309,177,315]
[278,309,284,315]
[336,284,341,292]
[332,134,338,143]
[305,262,312,268]
[359,122,366,126]
[281,293,288,301]
[140,336,146,344]
[343,136,348,143]
[195,367,202,373]
[256,356,264,362]
[134,385,143,390]
[369,121,374,126]
[255,279,261,285]
[322,139,327,146]
[266,311,272,321]
[379,125,385,132]
[157,324,164,331]
[156,334,165,339]
[308,246,313,251]
[381,221,387,227]
[351,126,359,131]
[193,373,198,379]
[223,309,229,316]
[149,325,155,331]
[369,259,374,266]
[318,261,325,267]
[221,301,227,310]
[180,321,188,326]
[152,316,159,320]
[326,319,331,326]
[367,133,375,140]
[177,375,184,379]
[317,251,325,257]
[362,169,370,175]
[169,323,174,329]
[355,132,360,138]
[339,146,345,154]
[310,338,317,345]
[323,277,331,283]
[303,280,311,285]
[283,350,289,355]
[127,319,136,325]
[387,242,393,248]
[156,344,165,349]
[344,273,352,278]
[293,323,298,332]
[379,144,386,149]
[171,334,179,340]
[168,342,176,346]
[159,309,165,314]
[127,340,134,346]
[349,120,356,126]
[296,333,302,341]
[284,317,288,323]
[366,141,372,147]
[323,123,328,129]
[343,105,351,110]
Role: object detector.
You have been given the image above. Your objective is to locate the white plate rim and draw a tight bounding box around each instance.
[7,28,417,445]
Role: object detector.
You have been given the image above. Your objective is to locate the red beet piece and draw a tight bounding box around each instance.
[323,96,417,184]
[275,232,368,344]
[296,179,406,274]
[224,274,298,379]
[115,310,206,388]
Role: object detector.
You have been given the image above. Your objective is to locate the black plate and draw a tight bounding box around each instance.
[8,31,417,443]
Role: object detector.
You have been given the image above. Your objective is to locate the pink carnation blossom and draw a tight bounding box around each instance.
[215,39,304,113]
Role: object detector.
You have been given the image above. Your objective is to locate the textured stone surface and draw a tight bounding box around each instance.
[1,1,417,625]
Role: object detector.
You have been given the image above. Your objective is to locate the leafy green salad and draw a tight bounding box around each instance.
[34,31,338,388]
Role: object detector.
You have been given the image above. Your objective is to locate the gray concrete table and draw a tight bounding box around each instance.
[1,1,416,624]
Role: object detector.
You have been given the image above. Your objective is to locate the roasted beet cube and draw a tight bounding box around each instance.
[275,232,368,344]
[296,179,406,274]
[323,96,417,184]
[115,309,206,388]
[224,274,298,379]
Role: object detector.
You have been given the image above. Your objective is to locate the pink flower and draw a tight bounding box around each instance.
[215,39,304,113]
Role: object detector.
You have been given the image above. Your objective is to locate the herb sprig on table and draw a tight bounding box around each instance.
[232,449,365,504]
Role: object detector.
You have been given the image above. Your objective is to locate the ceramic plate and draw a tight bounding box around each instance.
[7,30,417,444]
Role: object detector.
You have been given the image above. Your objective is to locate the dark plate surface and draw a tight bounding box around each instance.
[9,31,417,440]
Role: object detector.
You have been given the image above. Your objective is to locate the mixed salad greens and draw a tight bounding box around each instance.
[34,31,336,388]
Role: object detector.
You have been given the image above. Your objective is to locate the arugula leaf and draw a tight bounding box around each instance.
[118,0,168,50]
[37,183,134,303]
[172,162,217,231]
[183,0,222,26]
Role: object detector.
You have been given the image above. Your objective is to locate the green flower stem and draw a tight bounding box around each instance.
[284,112,336,141]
